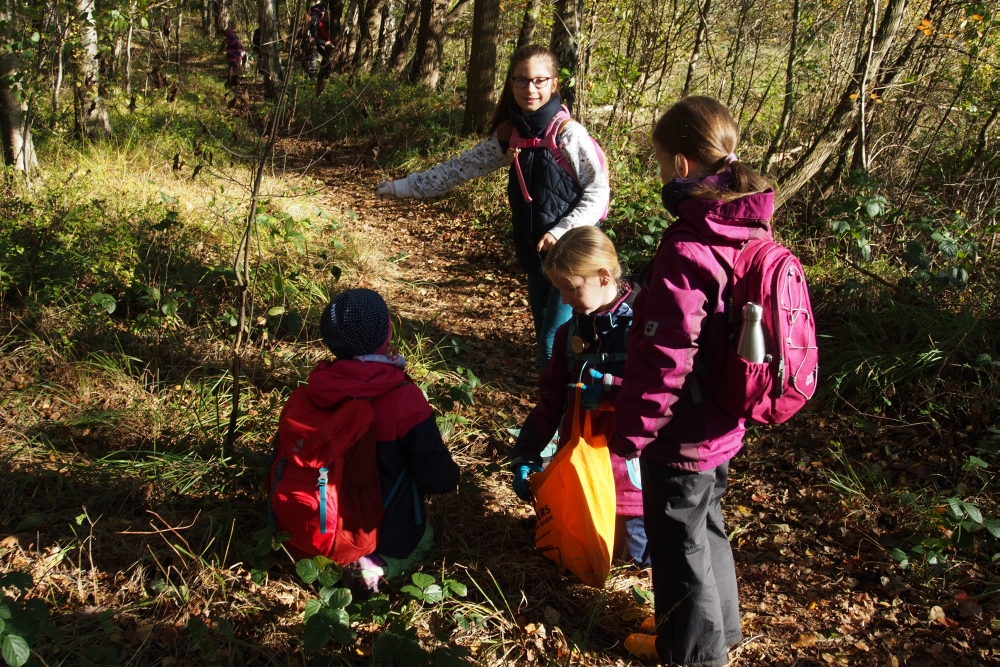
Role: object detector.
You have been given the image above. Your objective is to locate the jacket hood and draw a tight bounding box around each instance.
[675,189,774,244]
[305,359,407,408]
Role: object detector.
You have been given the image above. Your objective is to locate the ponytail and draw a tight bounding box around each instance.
[653,96,770,202]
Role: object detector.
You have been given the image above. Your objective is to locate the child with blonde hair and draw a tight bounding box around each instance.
[509,226,648,568]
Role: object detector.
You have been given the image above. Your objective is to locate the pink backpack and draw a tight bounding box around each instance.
[508,104,609,219]
[714,238,819,424]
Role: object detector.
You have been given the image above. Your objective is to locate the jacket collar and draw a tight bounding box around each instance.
[511,94,563,139]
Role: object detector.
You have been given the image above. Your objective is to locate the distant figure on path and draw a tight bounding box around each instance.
[375,44,610,369]
[223,25,244,88]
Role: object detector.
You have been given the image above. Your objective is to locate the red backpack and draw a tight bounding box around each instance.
[714,238,819,424]
[509,104,609,219]
[266,388,385,564]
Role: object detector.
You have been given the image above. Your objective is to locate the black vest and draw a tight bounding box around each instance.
[503,96,584,273]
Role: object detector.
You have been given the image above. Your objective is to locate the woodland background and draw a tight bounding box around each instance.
[0,0,999,664]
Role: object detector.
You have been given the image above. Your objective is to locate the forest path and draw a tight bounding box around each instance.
[267,136,971,667]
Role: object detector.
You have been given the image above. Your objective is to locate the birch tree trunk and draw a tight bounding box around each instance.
[74,0,112,140]
[0,50,37,171]
[550,0,582,111]
[775,0,908,207]
[259,0,284,98]
[462,0,501,134]
[214,0,231,36]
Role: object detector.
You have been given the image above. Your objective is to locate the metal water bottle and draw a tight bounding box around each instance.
[737,302,766,363]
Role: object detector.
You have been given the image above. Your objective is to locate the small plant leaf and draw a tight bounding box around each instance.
[267,306,285,316]
[326,588,352,609]
[302,615,331,650]
[296,559,320,584]
[90,293,117,314]
[1,634,30,667]
[889,547,909,566]
[316,564,342,588]
[422,584,444,603]
[946,497,964,518]
[400,585,424,600]
[446,580,467,597]
[967,455,989,469]
[984,519,1000,538]
[303,598,324,620]
[962,502,984,524]
[411,572,434,589]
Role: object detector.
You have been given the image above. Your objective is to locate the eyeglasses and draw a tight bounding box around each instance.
[512,76,553,89]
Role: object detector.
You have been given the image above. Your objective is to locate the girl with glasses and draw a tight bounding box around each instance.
[375,45,610,369]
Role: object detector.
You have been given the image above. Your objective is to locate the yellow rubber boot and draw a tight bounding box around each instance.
[625,633,660,662]
[640,616,656,632]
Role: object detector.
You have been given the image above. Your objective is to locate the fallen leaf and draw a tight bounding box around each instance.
[793,634,818,647]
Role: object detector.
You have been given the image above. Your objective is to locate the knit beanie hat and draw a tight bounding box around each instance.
[319,288,390,358]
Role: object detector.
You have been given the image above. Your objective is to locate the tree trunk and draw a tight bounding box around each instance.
[682,0,712,97]
[760,0,798,174]
[462,0,500,134]
[516,0,541,49]
[353,0,386,71]
[343,0,360,64]
[376,1,394,66]
[775,0,908,208]
[549,0,582,111]
[408,0,471,87]
[74,0,112,140]
[962,99,1000,178]
[259,0,284,98]
[214,0,231,36]
[388,0,419,72]
[201,0,211,35]
[0,50,37,171]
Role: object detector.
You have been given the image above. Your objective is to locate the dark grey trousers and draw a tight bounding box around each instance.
[640,458,742,667]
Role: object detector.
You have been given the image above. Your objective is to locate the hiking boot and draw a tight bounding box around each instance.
[625,633,660,662]
[640,616,656,632]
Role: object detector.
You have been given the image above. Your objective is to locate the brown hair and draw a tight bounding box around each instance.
[652,96,770,201]
[543,226,622,285]
[486,45,560,135]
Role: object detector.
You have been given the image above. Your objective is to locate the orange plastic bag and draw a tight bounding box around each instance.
[530,387,617,587]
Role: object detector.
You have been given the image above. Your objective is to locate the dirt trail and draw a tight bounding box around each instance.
[274,138,988,666]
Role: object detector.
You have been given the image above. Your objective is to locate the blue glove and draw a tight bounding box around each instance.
[511,460,543,502]
[580,369,604,411]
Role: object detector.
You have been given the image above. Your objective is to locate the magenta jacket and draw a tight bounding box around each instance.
[609,190,774,471]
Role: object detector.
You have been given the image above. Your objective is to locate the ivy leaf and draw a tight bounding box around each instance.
[296,559,320,584]
[1,634,29,667]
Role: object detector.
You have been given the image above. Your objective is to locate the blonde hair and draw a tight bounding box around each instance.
[543,226,622,284]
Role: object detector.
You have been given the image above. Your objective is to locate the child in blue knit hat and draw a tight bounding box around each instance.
[281,289,458,590]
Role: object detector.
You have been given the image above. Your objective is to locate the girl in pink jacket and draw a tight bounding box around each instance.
[611,97,773,665]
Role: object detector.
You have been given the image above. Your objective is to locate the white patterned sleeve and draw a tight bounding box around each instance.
[548,122,611,239]
[405,134,508,199]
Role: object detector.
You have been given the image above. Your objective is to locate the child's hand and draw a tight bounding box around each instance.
[505,147,518,165]
[375,179,412,199]
[581,369,604,410]
[536,233,557,252]
[511,460,543,502]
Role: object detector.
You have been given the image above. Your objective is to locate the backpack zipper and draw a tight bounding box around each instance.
[317,467,329,534]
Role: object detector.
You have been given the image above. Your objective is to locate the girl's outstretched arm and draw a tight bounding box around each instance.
[547,122,611,238]
[376,134,508,199]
